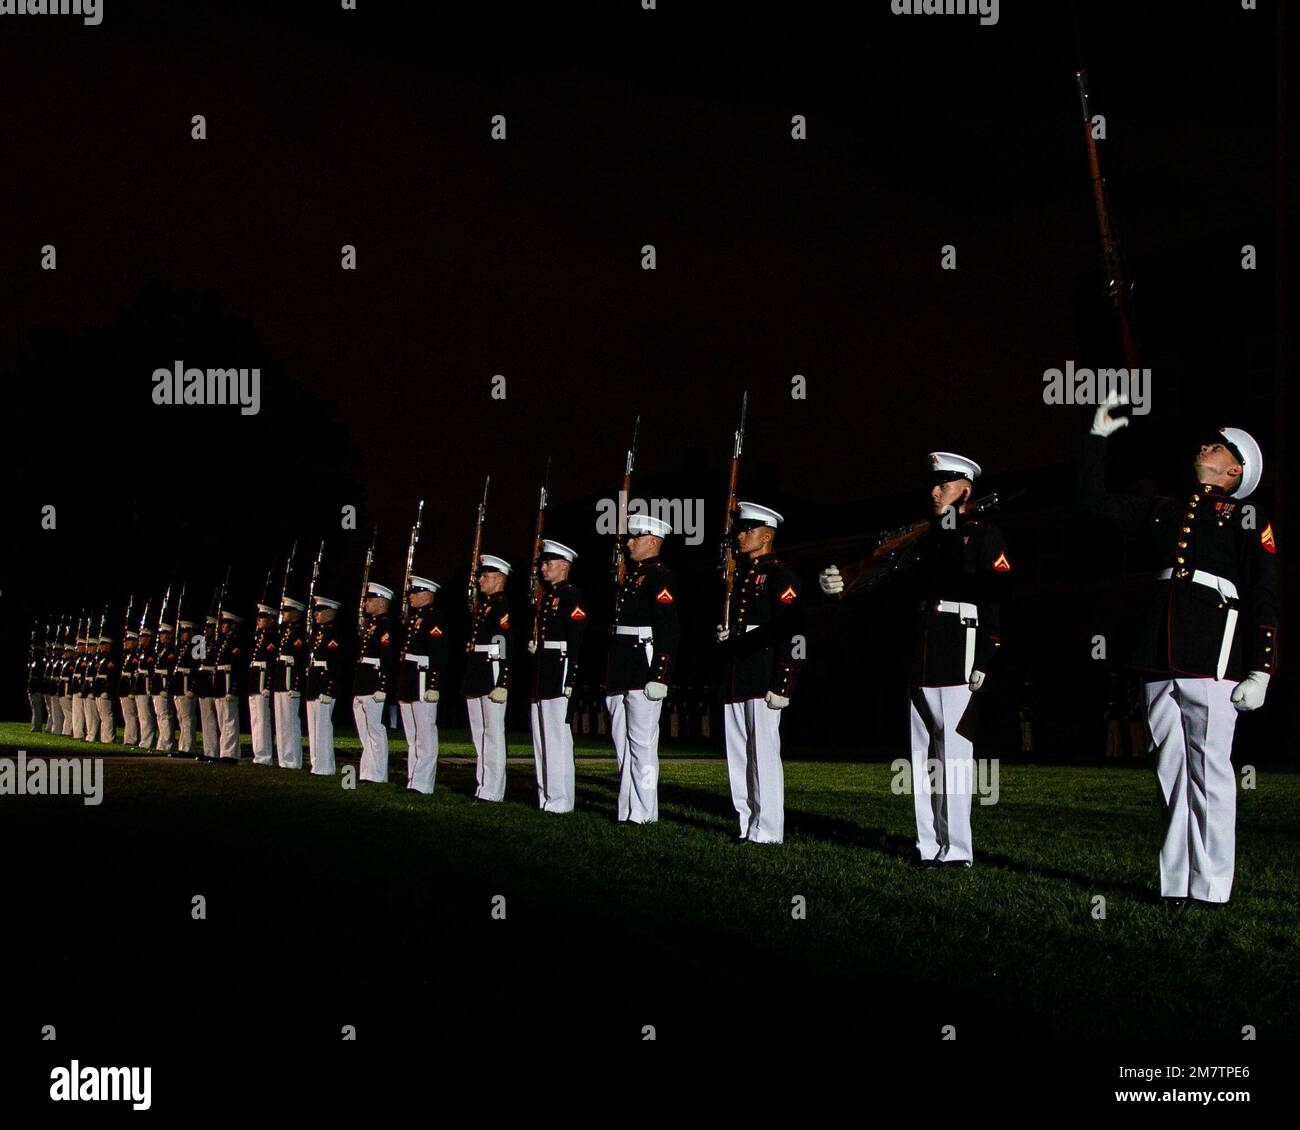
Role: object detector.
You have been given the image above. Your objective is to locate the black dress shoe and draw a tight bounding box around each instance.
[1160,896,1187,909]
[217,756,240,765]
[1189,898,1228,911]
[914,858,940,868]
[943,860,973,869]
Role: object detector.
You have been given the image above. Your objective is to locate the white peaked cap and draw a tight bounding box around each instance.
[1219,427,1262,499]
[125,630,139,639]
[409,575,440,593]
[628,513,672,537]
[479,555,512,575]
[540,540,578,561]
[98,636,112,644]
[367,582,395,600]
[280,597,306,611]
[929,452,982,480]
[221,610,244,623]
[178,620,196,629]
[158,622,174,633]
[737,501,784,528]
[313,596,341,609]
[256,604,276,616]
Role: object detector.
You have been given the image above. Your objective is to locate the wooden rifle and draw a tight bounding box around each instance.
[610,415,640,586]
[529,457,551,648]
[1075,69,1140,371]
[834,489,1019,596]
[401,502,424,625]
[467,476,489,617]
[719,391,748,631]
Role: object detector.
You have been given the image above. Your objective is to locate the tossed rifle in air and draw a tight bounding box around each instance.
[832,489,1025,597]
[467,476,490,617]
[718,391,748,632]
[357,525,377,631]
[610,415,641,586]
[529,457,551,649]
[1075,68,1140,372]
[401,502,424,625]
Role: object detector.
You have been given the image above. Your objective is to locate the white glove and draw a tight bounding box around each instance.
[224,694,237,703]
[488,686,508,705]
[318,694,334,705]
[563,686,572,698]
[422,689,439,703]
[261,688,271,699]
[1231,671,1269,712]
[159,690,171,701]
[373,691,386,703]
[716,624,730,642]
[1090,392,1129,437]
[527,641,538,655]
[288,690,301,700]
[765,691,789,710]
[819,565,844,595]
[969,669,987,692]
[644,681,668,701]
[99,692,110,700]
[185,690,196,699]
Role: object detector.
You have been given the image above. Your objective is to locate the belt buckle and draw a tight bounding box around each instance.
[1174,567,1190,580]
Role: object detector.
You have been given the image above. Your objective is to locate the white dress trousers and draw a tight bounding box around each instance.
[724,697,786,843]
[606,688,662,824]
[531,697,575,813]
[1145,677,1240,903]
[908,684,977,864]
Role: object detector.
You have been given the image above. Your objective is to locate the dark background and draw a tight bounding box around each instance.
[1,0,1292,757]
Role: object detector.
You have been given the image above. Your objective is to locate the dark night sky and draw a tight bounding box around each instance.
[0,1,1286,695]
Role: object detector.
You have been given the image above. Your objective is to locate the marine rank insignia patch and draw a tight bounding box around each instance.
[993,551,1011,572]
[779,585,797,604]
[1261,524,1276,554]
[570,605,587,621]
[656,588,673,604]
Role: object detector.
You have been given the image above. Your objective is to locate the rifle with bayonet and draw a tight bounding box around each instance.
[1075,68,1140,372]
[530,458,551,648]
[467,476,490,617]
[304,539,324,668]
[280,540,299,613]
[358,525,377,631]
[719,391,748,632]
[401,502,424,624]
[610,415,641,586]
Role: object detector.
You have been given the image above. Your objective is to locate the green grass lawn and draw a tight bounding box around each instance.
[2,720,1297,1043]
